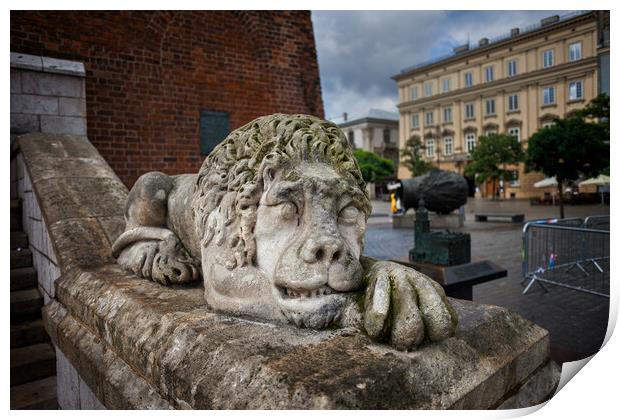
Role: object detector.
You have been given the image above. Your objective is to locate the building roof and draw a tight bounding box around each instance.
[333,108,399,128]
[393,10,594,81]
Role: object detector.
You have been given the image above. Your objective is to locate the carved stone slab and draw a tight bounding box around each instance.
[44,264,558,409]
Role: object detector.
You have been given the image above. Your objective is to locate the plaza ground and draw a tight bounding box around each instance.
[364,198,610,363]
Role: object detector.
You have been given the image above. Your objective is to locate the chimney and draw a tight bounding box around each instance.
[510,27,520,36]
[453,44,470,54]
[343,112,348,122]
[541,15,560,26]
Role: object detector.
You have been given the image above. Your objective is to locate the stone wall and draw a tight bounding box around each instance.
[10,11,324,187]
[13,133,128,409]
[10,52,87,139]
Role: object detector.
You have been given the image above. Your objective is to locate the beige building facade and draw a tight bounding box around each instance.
[393,11,608,199]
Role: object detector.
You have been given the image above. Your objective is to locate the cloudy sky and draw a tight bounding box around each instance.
[312,10,569,120]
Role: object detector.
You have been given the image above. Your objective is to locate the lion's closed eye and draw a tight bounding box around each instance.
[275,201,298,221]
[338,206,359,225]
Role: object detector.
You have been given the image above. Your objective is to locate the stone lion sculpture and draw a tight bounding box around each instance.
[112,114,457,350]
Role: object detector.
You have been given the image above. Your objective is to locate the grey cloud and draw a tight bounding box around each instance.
[312,10,569,120]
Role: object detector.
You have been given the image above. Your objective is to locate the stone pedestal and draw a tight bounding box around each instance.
[393,212,464,229]
[44,264,559,409]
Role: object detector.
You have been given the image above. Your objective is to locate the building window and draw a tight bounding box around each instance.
[411,86,419,101]
[443,137,453,156]
[383,128,391,144]
[465,133,476,153]
[485,66,494,82]
[443,107,452,123]
[424,82,433,97]
[543,86,556,105]
[542,49,554,68]
[509,170,520,187]
[485,129,497,136]
[464,71,473,88]
[464,103,475,119]
[508,127,521,142]
[426,138,435,157]
[442,78,451,93]
[507,59,518,77]
[412,114,420,128]
[508,94,519,111]
[200,110,230,155]
[485,98,496,115]
[542,121,554,129]
[348,130,355,145]
[569,81,583,100]
[568,42,582,62]
[425,111,434,125]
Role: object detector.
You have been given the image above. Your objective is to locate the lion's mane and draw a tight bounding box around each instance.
[191,114,371,270]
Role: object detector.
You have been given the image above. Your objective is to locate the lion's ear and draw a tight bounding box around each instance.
[262,166,276,191]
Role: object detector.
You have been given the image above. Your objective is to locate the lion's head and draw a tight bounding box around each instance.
[191,114,372,328]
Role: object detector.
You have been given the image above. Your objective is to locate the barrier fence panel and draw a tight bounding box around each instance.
[584,215,610,231]
[522,222,610,298]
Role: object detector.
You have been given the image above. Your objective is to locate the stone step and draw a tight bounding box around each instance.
[11,288,43,322]
[10,343,56,386]
[11,199,22,232]
[11,248,33,269]
[10,375,58,410]
[11,319,50,349]
[11,267,38,291]
[11,231,28,249]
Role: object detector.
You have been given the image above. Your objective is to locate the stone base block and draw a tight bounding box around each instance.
[43,264,560,409]
[393,212,464,229]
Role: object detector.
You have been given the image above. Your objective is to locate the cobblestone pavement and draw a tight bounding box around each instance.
[364,198,610,363]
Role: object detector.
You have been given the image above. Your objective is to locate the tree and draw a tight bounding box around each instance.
[353,149,395,183]
[526,115,609,218]
[464,134,524,200]
[400,135,435,177]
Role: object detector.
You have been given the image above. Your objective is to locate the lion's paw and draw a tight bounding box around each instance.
[117,236,200,285]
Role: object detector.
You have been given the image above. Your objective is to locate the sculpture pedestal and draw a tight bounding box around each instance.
[393,212,464,229]
[44,264,559,409]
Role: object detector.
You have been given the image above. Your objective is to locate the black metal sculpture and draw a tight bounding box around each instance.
[398,169,468,214]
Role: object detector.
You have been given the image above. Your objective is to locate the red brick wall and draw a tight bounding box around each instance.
[11,11,324,187]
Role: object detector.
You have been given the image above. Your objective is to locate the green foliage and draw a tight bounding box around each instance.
[354,149,395,183]
[526,95,610,218]
[400,135,435,177]
[525,116,609,184]
[464,133,524,186]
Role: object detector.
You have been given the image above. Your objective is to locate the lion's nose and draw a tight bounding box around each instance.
[301,236,344,265]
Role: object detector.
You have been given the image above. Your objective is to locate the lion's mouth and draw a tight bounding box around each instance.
[280,285,335,299]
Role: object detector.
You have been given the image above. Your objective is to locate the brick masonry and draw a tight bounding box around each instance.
[11,11,324,187]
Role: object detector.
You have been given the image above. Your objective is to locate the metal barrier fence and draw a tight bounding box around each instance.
[584,215,610,231]
[522,221,610,298]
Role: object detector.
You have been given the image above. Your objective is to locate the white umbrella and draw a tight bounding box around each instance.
[533,177,557,188]
[579,174,610,186]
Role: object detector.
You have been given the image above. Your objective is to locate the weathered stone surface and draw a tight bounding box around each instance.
[11,52,43,72]
[20,133,101,160]
[44,263,553,409]
[58,97,86,117]
[48,218,115,269]
[497,361,561,409]
[21,71,83,98]
[11,93,59,115]
[42,56,86,77]
[33,177,126,225]
[40,115,87,135]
